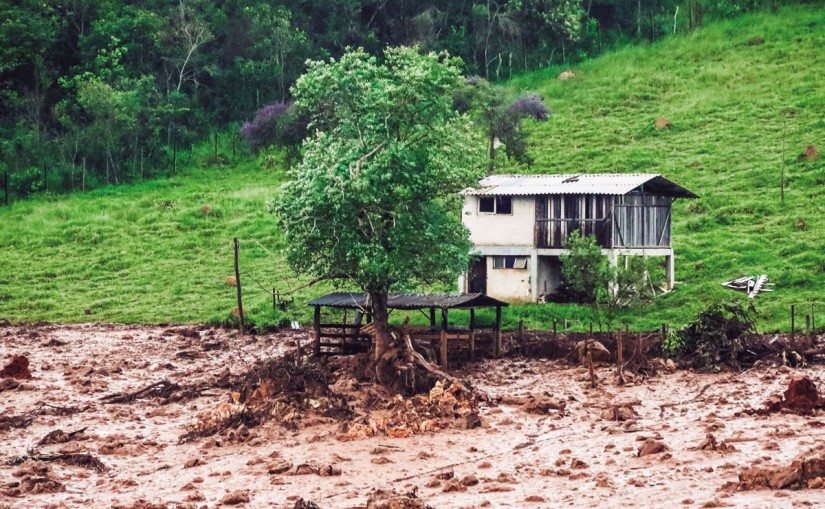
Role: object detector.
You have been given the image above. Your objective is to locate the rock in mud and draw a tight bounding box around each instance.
[366,489,430,509]
[737,446,825,490]
[0,355,33,380]
[221,490,250,505]
[638,439,669,457]
[575,341,611,364]
[761,376,824,415]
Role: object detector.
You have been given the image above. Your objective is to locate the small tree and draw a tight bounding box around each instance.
[561,232,661,330]
[453,77,549,174]
[273,47,484,383]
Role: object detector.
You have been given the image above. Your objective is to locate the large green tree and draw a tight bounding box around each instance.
[274,47,484,381]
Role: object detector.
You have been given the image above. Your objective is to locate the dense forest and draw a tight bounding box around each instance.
[0,0,783,200]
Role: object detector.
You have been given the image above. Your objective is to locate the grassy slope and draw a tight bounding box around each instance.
[0,4,822,332]
[506,4,825,332]
[0,155,307,329]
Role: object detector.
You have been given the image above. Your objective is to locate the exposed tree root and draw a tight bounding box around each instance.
[101,380,200,405]
[7,453,108,472]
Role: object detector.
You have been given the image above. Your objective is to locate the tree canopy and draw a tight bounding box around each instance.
[274,47,484,295]
[273,47,485,377]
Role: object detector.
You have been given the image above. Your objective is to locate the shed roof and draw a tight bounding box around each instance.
[463,173,697,198]
[307,292,508,310]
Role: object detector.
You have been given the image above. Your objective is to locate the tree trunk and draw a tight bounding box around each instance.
[370,291,400,385]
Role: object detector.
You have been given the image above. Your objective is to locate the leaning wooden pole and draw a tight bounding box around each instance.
[233,238,245,335]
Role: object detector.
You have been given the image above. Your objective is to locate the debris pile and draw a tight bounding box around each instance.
[338,381,482,440]
[1,462,64,497]
[366,488,432,509]
[721,275,772,298]
[182,360,350,442]
[0,355,32,379]
[735,446,825,490]
[758,376,825,415]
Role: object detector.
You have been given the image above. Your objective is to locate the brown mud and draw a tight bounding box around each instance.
[2,323,825,508]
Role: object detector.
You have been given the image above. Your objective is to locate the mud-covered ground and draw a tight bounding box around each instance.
[2,323,825,509]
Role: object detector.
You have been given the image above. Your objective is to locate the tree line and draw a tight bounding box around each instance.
[0,0,780,202]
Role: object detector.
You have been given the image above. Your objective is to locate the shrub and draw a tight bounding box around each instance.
[665,300,757,371]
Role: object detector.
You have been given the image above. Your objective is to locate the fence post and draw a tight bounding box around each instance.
[518,319,525,352]
[553,319,557,342]
[617,328,625,386]
[233,238,245,335]
[791,305,795,342]
[806,315,811,340]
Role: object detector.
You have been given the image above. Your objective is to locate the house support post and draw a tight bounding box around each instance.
[665,252,675,290]
[469,308,476,360]
[440,308,449,369]
[313,305,321,357]
[530,251,539,301]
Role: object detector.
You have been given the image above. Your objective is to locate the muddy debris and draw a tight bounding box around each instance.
[574,340,611,364]
[221,490,250,505]
[37,427,88,446]
[366,488,432,509]
[2,462,64,497]
[1,355,33,379]
[757,376,825,415]
[638,439,669,457]
[734,446,825,490]
[0,414,32,431]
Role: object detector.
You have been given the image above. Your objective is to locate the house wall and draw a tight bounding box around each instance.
[463,195,535,246]
[485,256,531,302]
[537,256,563,297]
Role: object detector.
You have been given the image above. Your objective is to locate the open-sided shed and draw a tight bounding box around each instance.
[307,292,509,367]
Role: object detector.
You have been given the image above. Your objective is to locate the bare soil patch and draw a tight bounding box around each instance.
[2,323,825,508]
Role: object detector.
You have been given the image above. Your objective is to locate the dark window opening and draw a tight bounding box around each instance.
[479,195,512,214]
[496,196,512,214]
[493,256,528,269]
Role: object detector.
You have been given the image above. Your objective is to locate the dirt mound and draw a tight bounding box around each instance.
[366,488,432,509]
[736,447,825,490]
[802,144,820,161]
[338,381,482,440]
[760,376,824,415]
[182,359,351,442]
[1,355,32,379]
[654,117,672,129]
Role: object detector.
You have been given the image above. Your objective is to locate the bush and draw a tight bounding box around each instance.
[665,300,757,371]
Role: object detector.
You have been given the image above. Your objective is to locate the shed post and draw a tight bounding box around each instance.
[440,308,449,368]
[469,308,476,360]
[313,305,321,357]
[494,305,502,358]
[429,307,436,328]
[665,253,675,290]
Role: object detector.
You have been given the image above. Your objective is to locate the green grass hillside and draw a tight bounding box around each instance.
[1,4,823,332]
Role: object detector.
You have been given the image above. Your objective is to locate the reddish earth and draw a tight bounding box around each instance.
[2,323,825,509]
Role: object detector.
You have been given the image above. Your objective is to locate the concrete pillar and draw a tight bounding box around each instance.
[457,273,466,293]
[665,252,675,290]
[530,251,539,301]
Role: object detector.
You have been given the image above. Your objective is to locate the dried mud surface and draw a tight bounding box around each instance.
[2,323,825,508]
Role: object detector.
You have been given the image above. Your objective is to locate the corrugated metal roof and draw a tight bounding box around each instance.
[307,292,508,309]
[463,173,697,198]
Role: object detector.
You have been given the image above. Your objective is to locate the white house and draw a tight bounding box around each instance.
[458,173,697,302]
